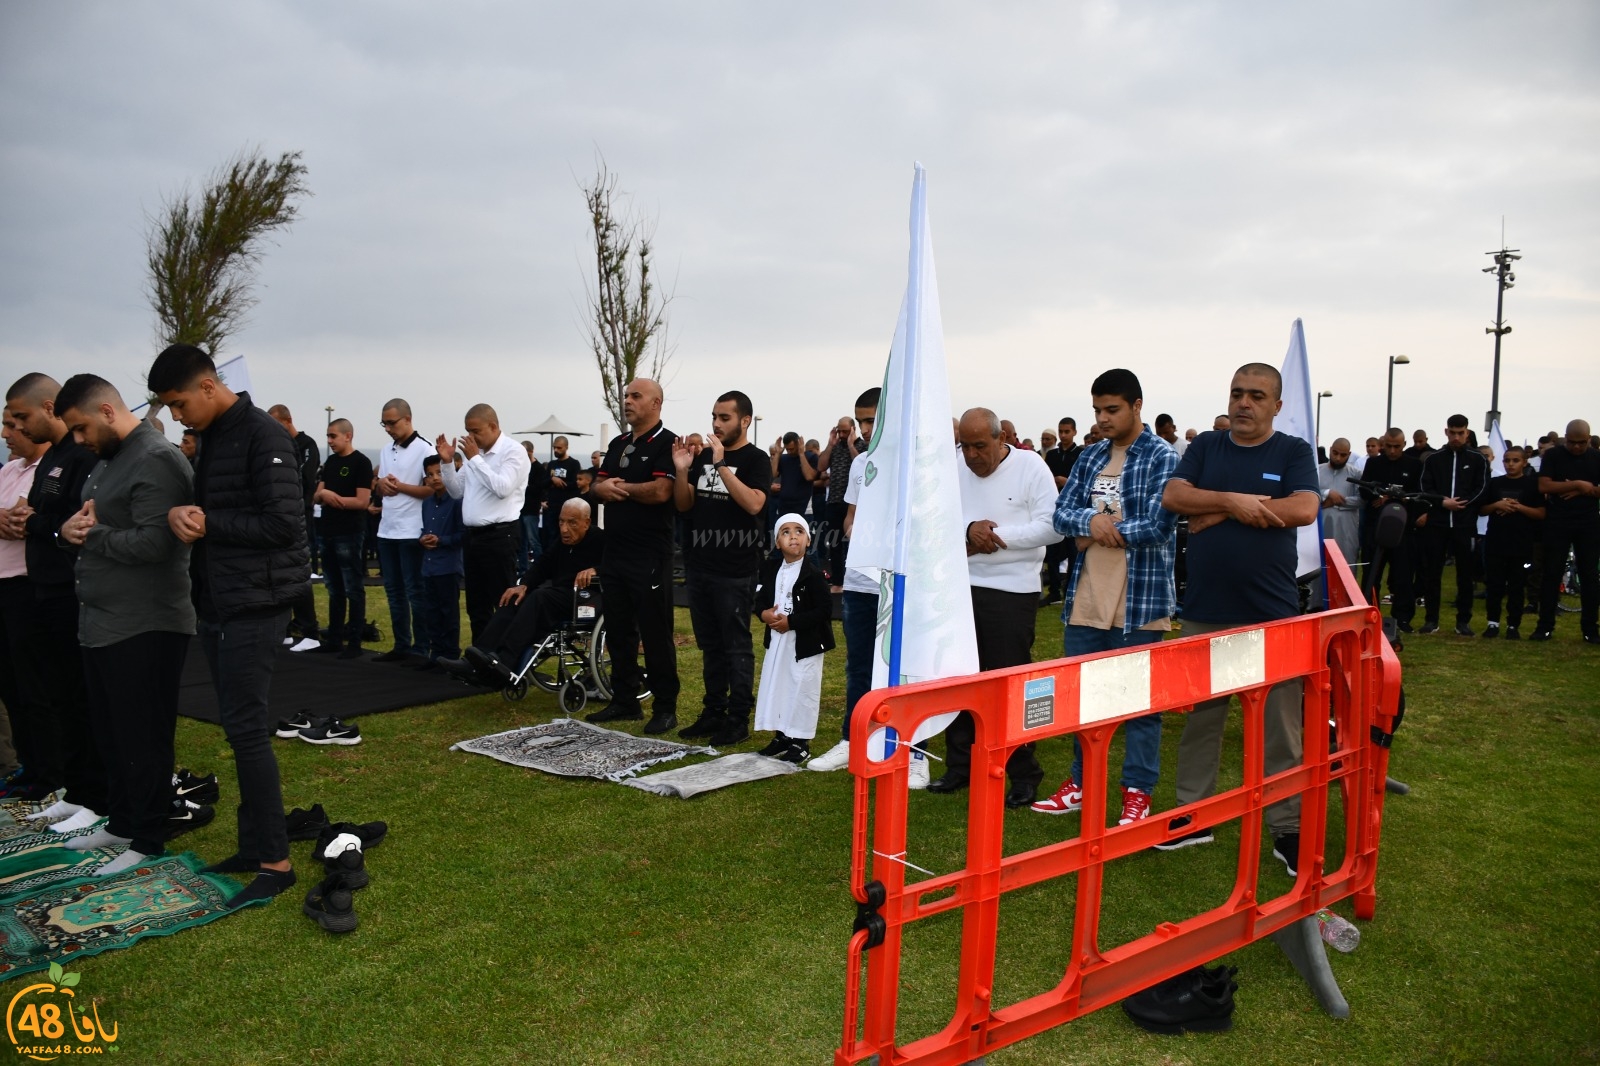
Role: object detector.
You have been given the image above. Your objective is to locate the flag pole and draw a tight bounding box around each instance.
[887,165,925,693]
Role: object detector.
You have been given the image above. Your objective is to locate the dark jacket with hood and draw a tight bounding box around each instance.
[191,392,311,620]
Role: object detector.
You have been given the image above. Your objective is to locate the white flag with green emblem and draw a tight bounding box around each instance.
[846,165,977,754]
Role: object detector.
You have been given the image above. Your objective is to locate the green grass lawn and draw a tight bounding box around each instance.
[45,586,1600,1064]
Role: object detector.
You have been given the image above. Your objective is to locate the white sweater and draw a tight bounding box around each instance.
[958,446,1064,593]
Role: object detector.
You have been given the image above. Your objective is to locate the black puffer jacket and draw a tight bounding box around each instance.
[192,392,311,619]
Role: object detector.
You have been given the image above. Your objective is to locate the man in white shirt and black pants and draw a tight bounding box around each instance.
[437,404,530,646]
[927,408,1063,808]
[373,398,435,663]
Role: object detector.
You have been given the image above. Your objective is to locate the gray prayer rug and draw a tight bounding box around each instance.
[451,718,715,782]
[625,752,801,799]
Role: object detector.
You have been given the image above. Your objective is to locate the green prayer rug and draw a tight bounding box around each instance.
[0,847,122,901]
[0,852,265,982]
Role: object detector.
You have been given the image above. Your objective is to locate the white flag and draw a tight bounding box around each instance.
[846,165,978,757]
[1276,318,1322,579]
[215,354,254,397]
[1479,420,1508,535]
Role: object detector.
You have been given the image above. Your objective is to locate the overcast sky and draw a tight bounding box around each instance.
[2,1,1595,457]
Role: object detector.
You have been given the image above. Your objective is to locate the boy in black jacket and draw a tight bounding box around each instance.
[753,513,835,762]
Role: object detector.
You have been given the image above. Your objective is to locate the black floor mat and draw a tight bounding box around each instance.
[179,639,477,724]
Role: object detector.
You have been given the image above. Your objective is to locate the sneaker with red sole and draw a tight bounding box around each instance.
[1118,786,1152,825]
[1030,779,1082,815]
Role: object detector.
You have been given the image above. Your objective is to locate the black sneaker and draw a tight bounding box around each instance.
[1272,833,1301,877]
[586,701,642,724]
[1394,620,1414,634]
[776,740,811,764]
[317,831,369,889]
[373,648,409,664]
[1418,622,1440,635]
[172,768,220,805]
[1122,964,1238,1035]
[286,804,331,842]
[1454,624,1474,637]
[679,714,726,740]
[1504,626,1520,640]
[757,733,791,757]
[299,720,362,746]
[1482,623,1500,639]
[1529,629,1553,642]
[166,798,215,839]
[643,711,678,735]
[302,872,359,934]
[1152,815,1215,852]
[275,711,324,738]
[708,717,750,747]
[1585,632,1600,646]
[314,820,388,856]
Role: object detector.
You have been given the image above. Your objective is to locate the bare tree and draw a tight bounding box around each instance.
[581,161,672,427]
[145,148,310,356]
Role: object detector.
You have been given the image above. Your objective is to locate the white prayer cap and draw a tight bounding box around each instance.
[773,512,810,540]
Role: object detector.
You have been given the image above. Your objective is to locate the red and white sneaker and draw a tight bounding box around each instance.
[1031,779,1083,815]
[1118,787,1152,825]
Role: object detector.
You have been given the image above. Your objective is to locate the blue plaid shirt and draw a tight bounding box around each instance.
[1052,425,1180,632]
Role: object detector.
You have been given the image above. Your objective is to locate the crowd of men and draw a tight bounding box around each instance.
[0,344,1594,906]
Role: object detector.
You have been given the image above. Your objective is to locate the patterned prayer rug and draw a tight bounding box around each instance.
[0,848,123,901]
[451,718,715,782]
[625,752,801,799]
[0,852,263,982]
[0,824,104,861]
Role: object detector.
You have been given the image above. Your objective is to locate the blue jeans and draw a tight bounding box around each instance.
[1064,624,1164,793]
[839,589,878,740]
[521,515,543,564]
[376,537,426,655]
[322,532,366,648]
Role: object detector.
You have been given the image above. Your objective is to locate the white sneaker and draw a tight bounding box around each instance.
[807,739,850,772]
[291,637,322,652]
[907,752,930,790]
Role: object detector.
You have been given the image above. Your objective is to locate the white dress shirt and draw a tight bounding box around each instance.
[439,433,530,526]
[0,454,43,579]
[377,432,433,539]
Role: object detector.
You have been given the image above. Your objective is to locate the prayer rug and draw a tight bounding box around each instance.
[625,752,801,799]
[0,852,263,982]
[451,718,715,782]
[0,848,123,901]
[0,824,103,861]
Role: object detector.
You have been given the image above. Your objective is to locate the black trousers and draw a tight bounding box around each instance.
[20,592,107,810]
[1483,548,1533,627]
[942,586,1044,793]
[289,511,319,639]
[464,523,521,646]
[0,577,32,774]
[1378,531,1419,625]
[199,610,291,864]
[686,568,757,720]
[479,585,569,662]
[83,631,187,855]
[1044,538,1077,598]
[1421,521,1477,625]
[823,501,849,585]
[421,573,462,660]
[1538,517,1600,634]
[600,551,680,711]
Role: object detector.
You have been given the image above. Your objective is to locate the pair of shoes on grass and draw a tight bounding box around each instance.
[304,820,387,934]
[275,711,362,746]
[757,732,811,764]
[1122,962,1239,1034]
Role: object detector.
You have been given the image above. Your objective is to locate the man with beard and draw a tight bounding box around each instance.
[672,391,771,745]
[1418,414,1490,635]
[1360,428,1427,632]
[55,375,196,874]
[1318,437,1362,567]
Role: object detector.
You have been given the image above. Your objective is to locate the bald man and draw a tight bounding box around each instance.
[1533,418,1600,642]
[588,378,681,734]
[1317,437,1361,567]
[437,403,531,644]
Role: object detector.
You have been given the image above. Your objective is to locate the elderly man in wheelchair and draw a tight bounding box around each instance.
[442,497,603,690]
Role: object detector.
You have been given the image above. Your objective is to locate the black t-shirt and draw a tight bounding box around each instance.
[319,449,374,536]
[597,423,677,558]
[544,457,582,510]
[1045,444,1082,482]
[1174,430,1319,624]
[684,443,772,576]
[775,452,812,510]
[1481,474,1544,552]
[1540,446,1600,521]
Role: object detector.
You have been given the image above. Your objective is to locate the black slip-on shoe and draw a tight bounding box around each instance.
[303,872,358,933]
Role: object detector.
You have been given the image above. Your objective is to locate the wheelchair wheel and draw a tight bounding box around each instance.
[560,678,588,715]
[501,678,529,702]
[588,616,649,703]
[526,637,562,694]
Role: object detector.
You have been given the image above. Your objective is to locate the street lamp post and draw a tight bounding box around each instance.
[324,405,334,426]
[1385,355,1409,431]
[1316,391,1333,447]
[1482,242,1520,433]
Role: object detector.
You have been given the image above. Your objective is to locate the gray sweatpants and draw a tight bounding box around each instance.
[1172,618,1303,836]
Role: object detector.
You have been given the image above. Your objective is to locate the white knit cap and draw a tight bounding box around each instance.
[773,512,810,540]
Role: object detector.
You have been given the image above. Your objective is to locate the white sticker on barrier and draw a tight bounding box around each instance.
[1209,629,1266,694]
[1079,650,1152,724]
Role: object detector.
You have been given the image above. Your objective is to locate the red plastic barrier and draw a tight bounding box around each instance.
[836,543,1400,1065]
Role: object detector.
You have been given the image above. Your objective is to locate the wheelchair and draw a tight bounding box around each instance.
[499,581,650,715]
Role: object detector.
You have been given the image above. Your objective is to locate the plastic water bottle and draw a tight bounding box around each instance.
[1316,909,1361,953]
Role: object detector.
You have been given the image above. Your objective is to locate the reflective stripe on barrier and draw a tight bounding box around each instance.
[836,544,1399,1065]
